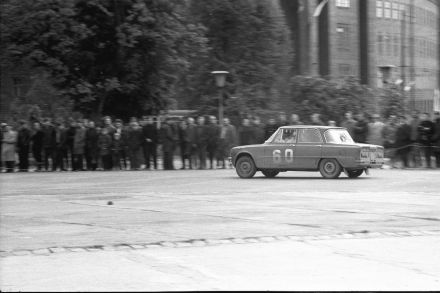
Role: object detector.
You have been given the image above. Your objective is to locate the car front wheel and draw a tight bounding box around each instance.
[235,156,257,178]
[347,169,363,178]
[262,170,279,178]
[319,159,342,179]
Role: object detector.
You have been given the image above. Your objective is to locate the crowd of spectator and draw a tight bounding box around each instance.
[1,110,440,173]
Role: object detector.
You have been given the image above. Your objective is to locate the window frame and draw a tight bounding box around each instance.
[297,128,323,144]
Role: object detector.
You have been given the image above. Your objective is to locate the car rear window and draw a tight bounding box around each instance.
[324,129,354,144]
[297,129,322,143]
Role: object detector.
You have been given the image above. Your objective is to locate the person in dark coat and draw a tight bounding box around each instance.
[187,117,198,169]
[341,111,357,138]
[417,112,435,168]
[53,122,68,171]
[17,120,32,172]
[85,121,99,171]
[98,128,113,170]
[142,116,158,170]
[433,112,440,168]
[178,119,191,169]
[112,132,125,170]
[114,119,127,169]
[195,116,208,169]
[31,122,44,171]
[252,117,266,144]
[394,116,412,168]
[65,119,76,171]
[206,116,220,169]
[264,118,278,141]
[409,111,422,167]
[73,120,86,171]
[1,124,17,172]
[238,118,255,145]
[218,117,238,168]
[353,113,369,143]
[41,118,56,171]
[126,120,143,170]
[159,118,176,170]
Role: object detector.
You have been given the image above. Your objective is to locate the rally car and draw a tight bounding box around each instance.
[229,126,384,179]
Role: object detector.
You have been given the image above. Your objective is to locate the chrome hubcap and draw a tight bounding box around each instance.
[324,162,335,173]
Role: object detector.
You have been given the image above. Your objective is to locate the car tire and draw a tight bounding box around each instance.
[262,170,279,178]
[235,155,257,179]
[347,169,363,178]
[319,159,342,179]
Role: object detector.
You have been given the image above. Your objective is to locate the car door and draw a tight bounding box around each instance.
[264,128,297,169]
[294,128,323,169]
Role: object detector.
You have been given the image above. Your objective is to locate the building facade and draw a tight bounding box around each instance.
[282,0,440,114]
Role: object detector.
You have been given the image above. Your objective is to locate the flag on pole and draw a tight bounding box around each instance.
[313,0,329,17]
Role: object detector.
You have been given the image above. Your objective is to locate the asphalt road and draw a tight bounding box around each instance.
[1,168,439,290]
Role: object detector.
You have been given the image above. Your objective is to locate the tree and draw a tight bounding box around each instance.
[288,76,382,124]
[1,0,208,119]
[184,0,294,121]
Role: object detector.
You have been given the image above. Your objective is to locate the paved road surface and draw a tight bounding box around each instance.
[1,168,439,290]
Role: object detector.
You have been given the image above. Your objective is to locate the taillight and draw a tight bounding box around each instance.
[360,147,369,159]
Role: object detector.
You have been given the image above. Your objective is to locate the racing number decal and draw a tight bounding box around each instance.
[273,150,281,163]
[273,149,294,164]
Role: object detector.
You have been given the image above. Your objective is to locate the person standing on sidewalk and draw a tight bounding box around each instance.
[53,122,68,171]
[187,117,197,169]
[409,111,422,167]
[85,121,99,171]
[73,120,86,171]
[367,114,385,146]
[65,119,76,171]
[418,112,435,168]
[142,116,158,170]
[195,116,208,169]
[353,113,369,143]
[41,118,56,171]
[159,117,175,170]
[1,124,17,173]
[341,111,357,138]
[31,122,44,171]
[206,116,220,169]
[394,116,412,168]
[17,120,32,172]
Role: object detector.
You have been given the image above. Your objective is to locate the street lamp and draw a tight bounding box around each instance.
[211,71,229,126]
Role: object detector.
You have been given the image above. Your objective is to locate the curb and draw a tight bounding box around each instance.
[2,229,440,258]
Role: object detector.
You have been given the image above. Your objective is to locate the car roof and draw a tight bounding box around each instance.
[280,125,344,129]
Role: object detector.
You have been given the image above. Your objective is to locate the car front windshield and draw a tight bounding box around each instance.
[324,129,354,144]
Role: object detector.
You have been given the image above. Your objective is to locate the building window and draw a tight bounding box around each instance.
[377,33,384,55]
[392,2,399,19]
[336,0,350,8]
[384,1,391,18]
[336,24,350,49]
[376,0,383,18]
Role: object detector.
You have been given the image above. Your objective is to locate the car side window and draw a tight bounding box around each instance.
[297,129,322,143]
[273,129,297,144]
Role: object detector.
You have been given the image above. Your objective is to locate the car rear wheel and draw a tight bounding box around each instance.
[347,169,363,178]
[319,159,342,179]
[262,170,279,178]
[235,156,257,178]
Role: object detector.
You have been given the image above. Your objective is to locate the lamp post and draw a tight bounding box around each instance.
[211,71,229,126]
